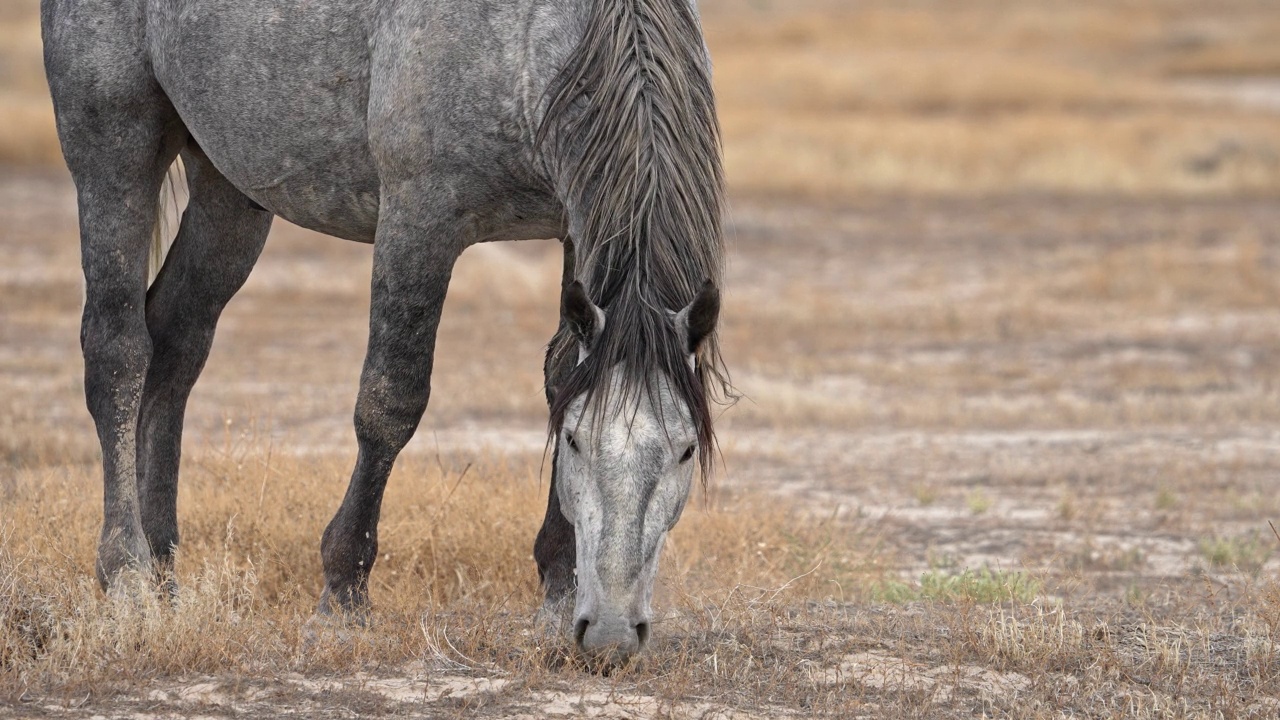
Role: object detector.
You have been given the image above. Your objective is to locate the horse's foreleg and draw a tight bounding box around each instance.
[535,239,579,607]
[534,446,577,605]
[318,201,460,618]
[136,149,273,587]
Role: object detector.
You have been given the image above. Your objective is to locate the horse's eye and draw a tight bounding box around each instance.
[679,444,696,464]
[565,432,580,453]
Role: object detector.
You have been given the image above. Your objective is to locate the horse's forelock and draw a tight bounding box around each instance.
[548,292,718,481]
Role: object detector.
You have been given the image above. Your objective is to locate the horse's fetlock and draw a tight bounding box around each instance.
[96,525,154,592]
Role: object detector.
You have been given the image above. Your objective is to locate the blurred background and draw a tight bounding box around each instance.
[4,0,1280,194]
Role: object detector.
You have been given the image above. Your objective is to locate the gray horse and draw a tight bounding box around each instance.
[42,0,727,665]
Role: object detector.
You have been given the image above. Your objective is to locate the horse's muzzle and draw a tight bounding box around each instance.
[574,609,650,666]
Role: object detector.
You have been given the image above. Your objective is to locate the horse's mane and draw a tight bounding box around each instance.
[538,0,729,474]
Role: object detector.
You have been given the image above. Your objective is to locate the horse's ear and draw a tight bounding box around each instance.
[673,280,719,354]
[562,280,605,349]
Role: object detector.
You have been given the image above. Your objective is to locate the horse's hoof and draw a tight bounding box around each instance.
[316,586,372,626]
[101,570,154,607]
[300,613,348,656]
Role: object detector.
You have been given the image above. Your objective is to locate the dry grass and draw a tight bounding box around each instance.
[4,447,1279,717]
[0,444,877,704]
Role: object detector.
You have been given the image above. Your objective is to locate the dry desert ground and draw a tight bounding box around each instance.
[4,0,1280,717]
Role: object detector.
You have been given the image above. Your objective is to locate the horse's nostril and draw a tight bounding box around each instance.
[634,621,650,647]
[574,617,590,648]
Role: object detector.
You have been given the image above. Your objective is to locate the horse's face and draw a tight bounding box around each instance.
[553,282,718,666]
[556,368,696,665]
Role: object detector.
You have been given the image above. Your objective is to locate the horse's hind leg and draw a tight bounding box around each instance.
[44,2,186,589]
[136,147,273,583]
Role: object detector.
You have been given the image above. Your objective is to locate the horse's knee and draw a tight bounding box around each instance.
[83,277,147,337]
[352,379,428,456]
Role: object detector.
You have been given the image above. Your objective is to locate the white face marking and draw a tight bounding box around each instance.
[552,281,718,662]
[556,367,698,652]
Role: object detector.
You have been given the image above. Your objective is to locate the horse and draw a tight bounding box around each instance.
[42,0,727,665]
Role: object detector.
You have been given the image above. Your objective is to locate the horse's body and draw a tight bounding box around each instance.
[43,0,725,664]
[53,0,571,243]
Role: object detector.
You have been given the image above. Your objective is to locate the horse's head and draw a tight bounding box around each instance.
[551,280,719,666]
